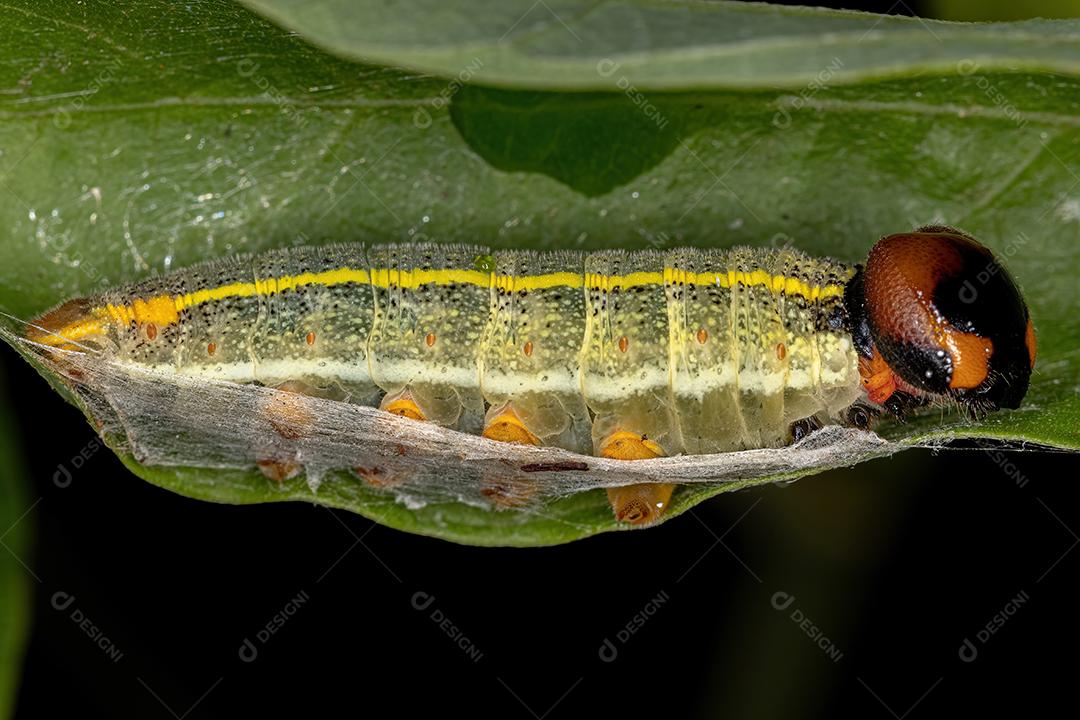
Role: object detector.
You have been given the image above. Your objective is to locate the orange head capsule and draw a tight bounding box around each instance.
[845,225,1035,411]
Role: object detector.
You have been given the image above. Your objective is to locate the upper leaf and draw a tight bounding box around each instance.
[242,0,1080,89]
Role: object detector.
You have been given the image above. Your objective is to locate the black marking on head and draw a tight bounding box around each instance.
[842,266,874,359]
[875,335,955,396]
[930,248,1032,410]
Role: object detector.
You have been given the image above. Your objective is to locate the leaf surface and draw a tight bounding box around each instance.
[0,0,1076,545]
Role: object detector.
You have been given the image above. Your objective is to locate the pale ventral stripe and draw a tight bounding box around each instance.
[128,337,857,403]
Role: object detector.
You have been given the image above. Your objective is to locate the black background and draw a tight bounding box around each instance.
[6,1,1080,717]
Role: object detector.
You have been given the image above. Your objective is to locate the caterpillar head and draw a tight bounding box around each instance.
[846,226,1036,412]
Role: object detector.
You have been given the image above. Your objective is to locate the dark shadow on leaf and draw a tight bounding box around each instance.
[451,86,685,197]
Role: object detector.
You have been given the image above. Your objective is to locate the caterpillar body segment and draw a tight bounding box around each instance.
[664,246,852,455]
[481,249,592,454]
[27,228,1035,527]
[251,245,380,406]
[367,243,489,434]
[582,249,684,459]
[95,246,384,405]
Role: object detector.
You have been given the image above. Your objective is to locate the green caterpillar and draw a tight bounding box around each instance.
[23,227,1035,524]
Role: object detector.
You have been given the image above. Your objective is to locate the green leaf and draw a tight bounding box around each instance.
[0,365,32,717]
[241,0,1080,90]
[0,0,1077,546]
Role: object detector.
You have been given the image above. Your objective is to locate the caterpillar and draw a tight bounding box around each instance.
[20,225,1036,526]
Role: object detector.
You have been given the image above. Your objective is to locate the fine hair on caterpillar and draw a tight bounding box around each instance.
[9,226,1035,527]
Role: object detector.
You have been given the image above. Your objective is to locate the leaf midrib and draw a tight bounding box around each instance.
[4,91,1080,130]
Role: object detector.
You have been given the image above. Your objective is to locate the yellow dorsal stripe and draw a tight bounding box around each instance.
[586,271,665,290]
[497,272,584,291]
[369,268,489,288]
[89,265,848,333]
